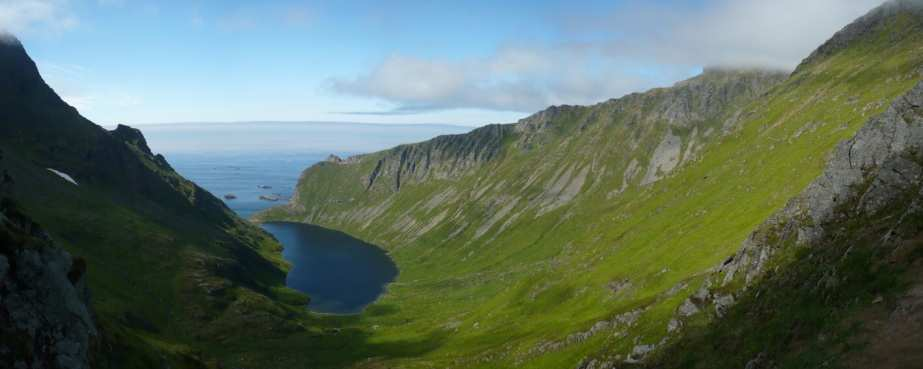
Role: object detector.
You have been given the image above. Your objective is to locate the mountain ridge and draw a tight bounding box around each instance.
[796,0,923,73]
[269,68,789,228]
[0,34,309,369]
[4,0,923,367]
[257,2,923,367]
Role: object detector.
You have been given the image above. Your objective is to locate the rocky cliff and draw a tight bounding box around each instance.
[265,68,788,234]
[357,123,514,192]
[0,197,96,369]
[627,79,923,369]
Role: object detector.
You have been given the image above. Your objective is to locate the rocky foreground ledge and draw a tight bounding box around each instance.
[0,197,97,369]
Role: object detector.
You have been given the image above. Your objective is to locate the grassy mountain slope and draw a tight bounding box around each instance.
[0,38,310,368]
[645,75,923,369]
[259,1,923,368]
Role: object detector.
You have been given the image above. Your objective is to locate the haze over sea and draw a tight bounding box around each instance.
[137,122,470,218]
[132,121,468,313]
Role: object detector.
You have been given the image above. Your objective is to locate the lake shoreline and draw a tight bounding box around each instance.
[261,221,399,315]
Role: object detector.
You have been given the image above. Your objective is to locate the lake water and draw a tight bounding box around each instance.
[262,222,398,314]
[140,122,469,313]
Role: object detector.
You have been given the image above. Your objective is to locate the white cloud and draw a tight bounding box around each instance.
[331,46,672,114]
[0,0,77,34]
[591,0,887,70]
[332,0,887,114]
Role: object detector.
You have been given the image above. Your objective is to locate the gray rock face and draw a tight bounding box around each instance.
[341,69,786,195]
[626,343,657,363]
[704,80,923,319]
[663,79,923,353]
[574,358,618,369]
[641,131,682,185]
[655,68,788,127]
[677,298,700,317]
[325,154,344,164]
[0,202,97,369]
[361,123,513,191]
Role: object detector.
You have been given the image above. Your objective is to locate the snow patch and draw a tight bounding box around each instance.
[47,168,78,186]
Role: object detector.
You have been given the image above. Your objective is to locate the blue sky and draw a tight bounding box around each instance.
[1,0,885,126]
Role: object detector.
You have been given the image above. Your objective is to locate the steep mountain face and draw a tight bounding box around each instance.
[360,123,514,192]
[270,68,787,236]
[260,1,923,368]
[640,75,923,369]
[0,38,309,368]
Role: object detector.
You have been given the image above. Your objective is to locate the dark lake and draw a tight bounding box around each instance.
[261,222,398,314]
[140,122,458,314]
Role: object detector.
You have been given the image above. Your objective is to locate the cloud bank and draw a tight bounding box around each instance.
[332,0,885,114]
[331,46,679,114]
[0,0,77,34]
[595,0,887,69]
[331,47,663,113]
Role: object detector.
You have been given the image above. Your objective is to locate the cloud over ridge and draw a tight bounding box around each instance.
[332,0,886,114]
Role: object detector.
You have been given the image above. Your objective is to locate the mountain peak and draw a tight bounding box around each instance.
[794,0,923,73]
[0,33,38,79]
[0,33,21,46]
[0,33,63,114]
[110,124,155,156]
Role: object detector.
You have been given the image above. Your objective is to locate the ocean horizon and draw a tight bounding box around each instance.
[139,121,471,218]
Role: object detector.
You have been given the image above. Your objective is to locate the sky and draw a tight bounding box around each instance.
[0,0,887,127]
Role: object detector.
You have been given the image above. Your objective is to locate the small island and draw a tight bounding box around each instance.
[259,194,281,202]
[224,194,237,200]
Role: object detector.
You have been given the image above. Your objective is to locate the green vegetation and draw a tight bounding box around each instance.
[4,2,923,369]
[0,40,308,368]
[652,151,923,369]
[257,4,923,368]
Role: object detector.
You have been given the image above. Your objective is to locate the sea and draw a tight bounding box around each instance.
[138,121,470,314]
[141,122,469,219]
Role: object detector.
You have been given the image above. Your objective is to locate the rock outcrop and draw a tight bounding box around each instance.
[360,123,514,191]
[654,80,923,369]
[269,68,787,237]
[0,199,97,369]
[109,124,154,156]
[719,80,923,290]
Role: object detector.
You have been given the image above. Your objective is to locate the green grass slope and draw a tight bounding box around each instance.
[259,2,923,368]
[647,77,923,369]
[0,38,310,368]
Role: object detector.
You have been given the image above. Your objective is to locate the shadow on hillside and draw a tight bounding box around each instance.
[642,194,923,369]
[226,319,451,369]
